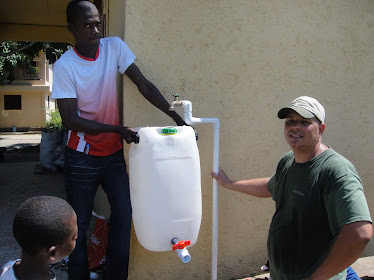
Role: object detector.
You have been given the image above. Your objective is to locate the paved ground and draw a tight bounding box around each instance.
[0,132,69,279]
[0,132,41,163]
[0,162,70,279]
[0,132,41,149]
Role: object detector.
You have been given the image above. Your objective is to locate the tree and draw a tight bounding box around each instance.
[0,41,71,86]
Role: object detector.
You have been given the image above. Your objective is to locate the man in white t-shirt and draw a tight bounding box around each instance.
[52,1,186,279]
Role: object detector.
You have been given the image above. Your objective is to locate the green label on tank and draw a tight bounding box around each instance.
[161,128,177,135]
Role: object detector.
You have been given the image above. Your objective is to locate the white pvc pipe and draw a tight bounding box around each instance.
[176,247,192,263]
[181,100,220,280]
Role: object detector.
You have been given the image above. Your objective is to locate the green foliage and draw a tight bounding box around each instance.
[45,109,64,130]
[0,41,71,86]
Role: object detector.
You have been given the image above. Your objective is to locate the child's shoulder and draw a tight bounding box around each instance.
[0,260,56,280]
[0,260,19,280]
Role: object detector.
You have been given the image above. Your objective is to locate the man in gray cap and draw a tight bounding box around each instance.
[210,96,372,280]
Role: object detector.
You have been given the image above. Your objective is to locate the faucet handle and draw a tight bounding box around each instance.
[173,94,180,101]
[172,240,191,250]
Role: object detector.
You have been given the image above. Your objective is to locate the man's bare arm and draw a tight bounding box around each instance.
[210,168,272,198]
[302,221,372,280]
[57,98,136,143]
[125,63,186,126]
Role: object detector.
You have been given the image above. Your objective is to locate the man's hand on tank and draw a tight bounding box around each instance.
[121,127,138,144]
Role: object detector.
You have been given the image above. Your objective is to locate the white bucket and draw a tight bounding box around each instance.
[129,126,201,252]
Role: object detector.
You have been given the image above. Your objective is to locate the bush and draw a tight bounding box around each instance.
[45,108,63,130]
[1,41,71,86]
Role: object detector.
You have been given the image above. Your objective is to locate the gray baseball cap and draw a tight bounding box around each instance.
[278,96,325,123]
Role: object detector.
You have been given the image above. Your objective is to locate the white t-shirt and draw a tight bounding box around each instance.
[52,37,136,156]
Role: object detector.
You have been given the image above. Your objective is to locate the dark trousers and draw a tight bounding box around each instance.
[64,148,132,280]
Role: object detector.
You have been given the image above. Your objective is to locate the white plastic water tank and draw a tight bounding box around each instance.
[129,126,201,252]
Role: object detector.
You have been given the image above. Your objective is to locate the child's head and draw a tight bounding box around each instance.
[13,196,78,264]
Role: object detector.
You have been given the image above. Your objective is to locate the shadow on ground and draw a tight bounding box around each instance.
[0,144,40,163]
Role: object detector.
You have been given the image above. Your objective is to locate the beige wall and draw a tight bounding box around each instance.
[0,91,45,128]
[0,0,74,43]
[0,23,74,44]
[0,91,56,128]
[95,1,374,279]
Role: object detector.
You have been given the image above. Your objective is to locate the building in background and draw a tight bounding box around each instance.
[0,51,56,131]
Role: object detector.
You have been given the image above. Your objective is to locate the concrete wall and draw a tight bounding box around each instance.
[0,0,74,43]
[96,1,374,279]
[0,91,43,128]
[0,90,57,129]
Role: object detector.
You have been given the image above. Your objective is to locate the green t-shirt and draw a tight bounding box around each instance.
[267,148,371,280]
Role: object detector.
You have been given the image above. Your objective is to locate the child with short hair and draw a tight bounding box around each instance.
[0,196,78,280]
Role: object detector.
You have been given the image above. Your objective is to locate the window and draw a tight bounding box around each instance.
[4,95,21,110]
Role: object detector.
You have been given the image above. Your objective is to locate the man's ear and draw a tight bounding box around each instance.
[319,123,326,136]
[48,246,57,262]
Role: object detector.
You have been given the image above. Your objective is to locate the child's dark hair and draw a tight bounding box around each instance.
[66,0,97,25]
[13,196,75,256]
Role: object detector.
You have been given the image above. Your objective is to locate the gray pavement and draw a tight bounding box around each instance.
[0,132,42,149]
[0,132,41,163]
[0,132,69,279]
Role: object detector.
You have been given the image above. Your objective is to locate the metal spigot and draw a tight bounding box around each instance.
[169,94,183,111]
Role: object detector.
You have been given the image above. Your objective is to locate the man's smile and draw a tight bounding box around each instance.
[290,134,302,138]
